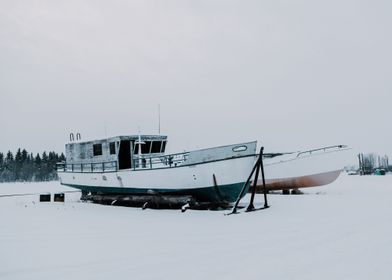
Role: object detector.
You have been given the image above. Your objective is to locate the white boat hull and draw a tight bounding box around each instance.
[59,143,257,203]
[257,145,351,191]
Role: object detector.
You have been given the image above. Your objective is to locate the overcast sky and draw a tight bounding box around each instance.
[0,0,391,161]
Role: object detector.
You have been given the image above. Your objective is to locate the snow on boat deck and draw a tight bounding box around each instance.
[1,175,391,280]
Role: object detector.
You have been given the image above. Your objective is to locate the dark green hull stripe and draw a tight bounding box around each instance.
[62,182,250,203]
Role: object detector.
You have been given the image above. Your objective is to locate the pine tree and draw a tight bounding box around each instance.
[14,149,23,181]
[4,151,16,181]
[59,153,66,162]
[0,149,64,182]
[41,151,49,181]
[0,152,4,182]
[20,149,32,181]
[0,152,4,171]
[21,149,28,163]
[48,152,58,180]
[34,153,42,181]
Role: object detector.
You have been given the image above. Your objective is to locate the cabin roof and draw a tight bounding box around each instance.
[66,135,167,146]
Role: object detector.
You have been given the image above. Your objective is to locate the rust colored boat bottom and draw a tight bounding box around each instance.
[256,170,342,192]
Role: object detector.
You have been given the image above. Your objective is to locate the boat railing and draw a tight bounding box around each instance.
[57,161,118,173]
[296,145,348,158]
[57,151,190,173]
[132,152,189,169]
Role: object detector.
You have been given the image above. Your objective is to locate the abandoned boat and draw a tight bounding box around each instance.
[57,135,257,207]
[259,145,351,192]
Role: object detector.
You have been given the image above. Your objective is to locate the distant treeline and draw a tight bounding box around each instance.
[358,153,390,175]
[0,149,65,182]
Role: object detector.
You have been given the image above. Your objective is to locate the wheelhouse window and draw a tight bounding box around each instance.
[134,141,152,154]
[93,144,102,156]
[151,141,161,153]
[133,140,165,154]
[141,141,152,154]
[109,142,116,155]
[161,141,167,153]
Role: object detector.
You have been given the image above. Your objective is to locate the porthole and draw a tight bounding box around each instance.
[232,145,247,152]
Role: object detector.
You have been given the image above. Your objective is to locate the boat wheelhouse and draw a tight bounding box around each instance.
[61,135,168,172]
[57,135,257,206]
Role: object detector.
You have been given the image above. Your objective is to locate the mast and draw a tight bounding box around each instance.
[136,127,145,167]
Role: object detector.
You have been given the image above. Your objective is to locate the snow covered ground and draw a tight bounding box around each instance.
[1,175,391,280]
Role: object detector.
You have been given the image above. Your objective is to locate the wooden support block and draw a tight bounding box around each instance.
[54,193,65,202]
[40,194,51,202]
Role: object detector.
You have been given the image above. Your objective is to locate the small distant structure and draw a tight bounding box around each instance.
[378,155,389,171]
[374,168,386,176]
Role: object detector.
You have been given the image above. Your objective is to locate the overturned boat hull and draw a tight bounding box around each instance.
[257,145,350,192]
[261,170,342,191]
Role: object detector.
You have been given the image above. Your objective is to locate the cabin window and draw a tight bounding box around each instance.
[133,141,153,154]
[161,141,167,153]
[93,144,102,156]
[151,141,161,153]
[109,142,116,155]
[141,141,151,154]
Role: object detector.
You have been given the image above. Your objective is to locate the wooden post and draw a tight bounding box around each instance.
[260,147,269,208]
[247,147,263,212]
[229,146,269,215]
[230,160,259,214]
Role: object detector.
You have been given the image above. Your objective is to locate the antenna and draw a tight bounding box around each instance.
[158,104,161,135]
